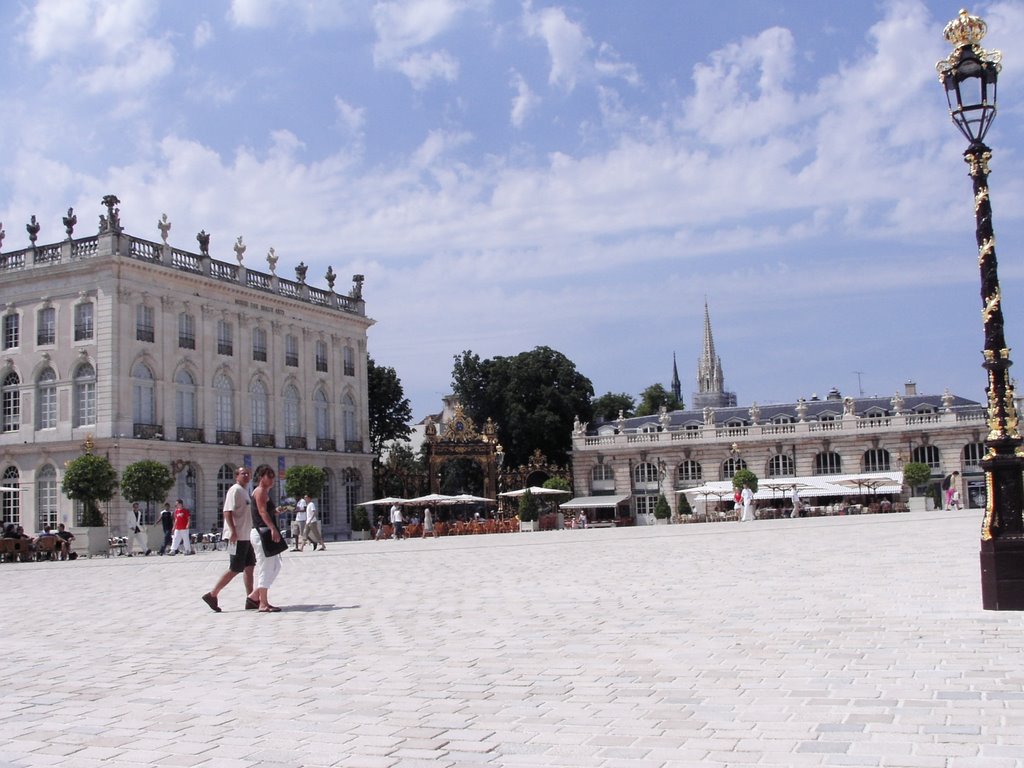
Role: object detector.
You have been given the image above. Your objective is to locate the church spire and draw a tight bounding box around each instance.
[671,352,681,403]
[693,299,737,409]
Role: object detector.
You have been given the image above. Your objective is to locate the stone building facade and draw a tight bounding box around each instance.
[0,197,373,539]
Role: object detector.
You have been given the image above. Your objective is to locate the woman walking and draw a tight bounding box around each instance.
[248,464,284,612]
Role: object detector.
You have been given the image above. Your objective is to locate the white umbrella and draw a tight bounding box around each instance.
[355,496,409,506]
[439,493,496,505]
[499,486,570,497]
[404,493,455,505]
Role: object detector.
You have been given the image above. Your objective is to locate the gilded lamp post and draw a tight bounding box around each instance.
[937,9,1024,610]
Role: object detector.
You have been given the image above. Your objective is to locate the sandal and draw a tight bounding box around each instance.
[258,606,282,613]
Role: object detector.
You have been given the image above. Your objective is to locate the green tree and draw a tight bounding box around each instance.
[452,346,594,468]
[120,460,174,520]
[542,476,571,493]
[592,392,636,422]
[636,383,684,417]
[284,465,326,501]
[378,442,426,498]
[518,489,540,522]
[367,356,413,460]
[903,462,932,496]
[62,453,118,527]
[731,468,759,493]
[654,494,671,519]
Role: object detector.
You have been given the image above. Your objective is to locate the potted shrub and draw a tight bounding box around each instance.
[62,450,118,557]
[120,459,175,551]
[351,508,371,541]
[903,462,934,511]
[518,489,540,532]
[653,494,671,524]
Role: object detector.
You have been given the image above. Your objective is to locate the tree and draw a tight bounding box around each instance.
[731,468,759,493]
[120,460,174,520]
[518,489,540,522]
[903,462,932,497]
[592,392,636,422]
[62,453,118,527]
[542,476,571,493]
[284,465,326,501]
[452,346,594,468]
[636,383,684,417]
[367,356,413,461]
[654,494,671,519]
[377,442,426,498]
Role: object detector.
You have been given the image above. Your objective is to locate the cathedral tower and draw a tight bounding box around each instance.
[692,300,737,409]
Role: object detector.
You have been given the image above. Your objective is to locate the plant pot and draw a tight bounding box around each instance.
[350,530,370,541]
[519,520,538,532]
[636,513,653,526]
[75,527,110,557]
[654,517,669,525]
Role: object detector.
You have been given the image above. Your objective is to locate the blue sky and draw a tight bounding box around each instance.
[2,0,1024,420]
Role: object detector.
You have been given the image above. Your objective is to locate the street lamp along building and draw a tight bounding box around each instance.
[0,196,373,542]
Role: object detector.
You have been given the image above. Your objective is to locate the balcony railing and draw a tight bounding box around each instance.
[252,349,267,362]
[285,353,299,367]
[136,327,154,343]
[285,436,307,450]
[315,357,328,372]
[345,440,362,453]
[217,343,233,356]
[178,335,195,350]
[316,438,336,452]
[216,430,241,445]
[134,423,163,439]
[177,427,203,443]
[74,324,93,341]
[252,433,275,448]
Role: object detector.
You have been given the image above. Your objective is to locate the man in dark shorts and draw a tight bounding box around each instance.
[202,467,256,612]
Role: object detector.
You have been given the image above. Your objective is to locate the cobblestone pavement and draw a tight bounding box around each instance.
[2,510,1023,768]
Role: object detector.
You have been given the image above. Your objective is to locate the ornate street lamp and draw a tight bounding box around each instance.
[937,9,1024,610]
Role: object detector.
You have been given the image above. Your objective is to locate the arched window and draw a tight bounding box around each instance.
[767,454,794,477]
[2,371,21,432]
[912,445,941,470]
[2,466,20,525]
[175,369,197,429]
[37,367,57,429]
[633,462,658,484]
[74,363,96,427]
[36,465,58,528]
[342,393,357,443]
[722,457,747,478]
[251,378,270,435]
[214,373,235,431]
[677,460,702,483]
[314,388,331,439]
[131,362,156,425]
[963,442,985,473]
[814,451,842,475]
[216,464,235,530]
[863,449,891,473]
[284,384,301,437]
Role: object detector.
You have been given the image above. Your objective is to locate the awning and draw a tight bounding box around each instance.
[559,494,630,509]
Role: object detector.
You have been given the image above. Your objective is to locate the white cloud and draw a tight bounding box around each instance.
[372,0,479,87]
[194,20,214,48]
[509,70,540,127]
[522,2,638,92]
[334,97,367,139]
[23,0,159,60]
[228,0,364,29]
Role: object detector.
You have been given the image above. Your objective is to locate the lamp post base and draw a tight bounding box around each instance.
[980,536,1024,610]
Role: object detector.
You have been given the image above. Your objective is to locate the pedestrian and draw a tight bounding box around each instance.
[158,501,173,554]
[202,466,256,613]
[303,494,326,551]
[423,507,434,538]
[127,502,150,556]
[740,483,755,522]
[292,496,307,551]
[168,499,192,555]
[248,464,284,612]
[390,502,404,539]
[790,487,802,519]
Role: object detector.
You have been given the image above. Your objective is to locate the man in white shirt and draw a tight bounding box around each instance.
[202,467,256,612]
[390,503,405,539]
[740,484,755,522]
[127,502,149,556]
[303,494,326,551]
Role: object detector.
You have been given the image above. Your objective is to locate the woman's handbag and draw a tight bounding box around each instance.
[257,526,288,557]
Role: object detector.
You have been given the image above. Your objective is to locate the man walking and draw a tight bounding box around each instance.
[390,502,404,539]
[303,494,326,551]
[158,501,173,554]
[168,499,192,555]
[202,467,256,612]
[127,502,149,556]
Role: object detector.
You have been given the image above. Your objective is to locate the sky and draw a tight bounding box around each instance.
[2,0,1024,421]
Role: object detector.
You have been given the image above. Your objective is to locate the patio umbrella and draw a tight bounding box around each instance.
[355,496,409,506]
[828,472,903,499]
[439,493,496,505]
[499,486,570,498]
[404,493,455,505]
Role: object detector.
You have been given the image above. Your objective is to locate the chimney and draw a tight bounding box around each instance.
[904,381,918,396]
